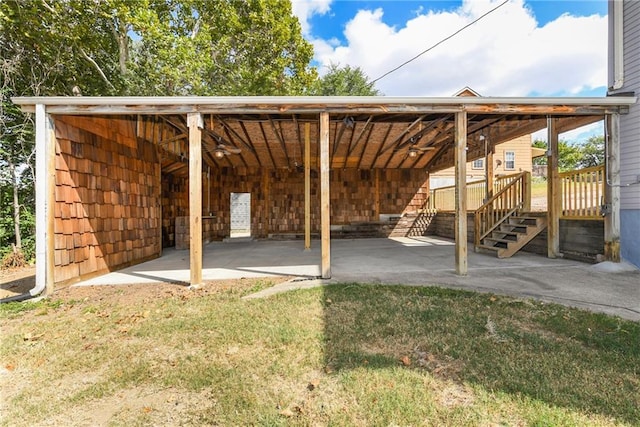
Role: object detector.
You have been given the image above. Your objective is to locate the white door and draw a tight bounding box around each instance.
[230,192,251,238]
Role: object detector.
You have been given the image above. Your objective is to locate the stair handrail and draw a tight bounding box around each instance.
[474,171,529,248]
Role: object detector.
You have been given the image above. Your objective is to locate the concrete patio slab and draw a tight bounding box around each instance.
[74,237,640,321]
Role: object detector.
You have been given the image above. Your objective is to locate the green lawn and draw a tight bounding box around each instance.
[1,281,638,426]
[531,178,547,198]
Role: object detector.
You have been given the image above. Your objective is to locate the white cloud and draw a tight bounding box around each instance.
[531,121,604,144]
[310,0,607,96]
[291,0,333,35]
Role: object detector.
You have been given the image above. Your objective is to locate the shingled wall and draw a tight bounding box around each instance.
[53,116,161,283]
[168,167,430,246]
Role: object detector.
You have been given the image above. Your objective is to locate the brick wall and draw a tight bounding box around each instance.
[53,116,161,283]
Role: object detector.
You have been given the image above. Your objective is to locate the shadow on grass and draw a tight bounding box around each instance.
[0,273,35,298]
[322,283,640,424]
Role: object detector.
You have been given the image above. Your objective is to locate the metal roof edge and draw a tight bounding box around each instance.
[11,95,638,107]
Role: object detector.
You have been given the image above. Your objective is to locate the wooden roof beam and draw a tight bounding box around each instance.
[352,122,376,169]
[239,121,262,168]
[259,121,277,168]
[293,115,304,168]
[268,116,291,168]
[340,121,358,169]
[394,115,451,153]
[556,115,603,133]
[378,115,428,155]
[346,115,373,158]
[213,115,258,155]
[332,117,348,163]
[220,126,249,168]
[366,123,393,169]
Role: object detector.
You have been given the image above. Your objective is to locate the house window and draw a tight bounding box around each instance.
[505,151,515,170]
[472,159,484,169]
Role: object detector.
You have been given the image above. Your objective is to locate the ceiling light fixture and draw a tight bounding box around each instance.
[214,148,225,158]
[408,148,418,158]
[343,116,355,129]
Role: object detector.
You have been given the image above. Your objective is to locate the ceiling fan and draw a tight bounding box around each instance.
[211,143,241,159]
[394,135,436,158]
[406,145,436,158]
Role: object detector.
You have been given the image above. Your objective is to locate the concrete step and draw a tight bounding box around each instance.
[223,236,255,243]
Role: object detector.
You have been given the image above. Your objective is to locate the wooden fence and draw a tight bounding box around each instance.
[430,166,605,220]
[559,165,604,220]
[429,173,525,211]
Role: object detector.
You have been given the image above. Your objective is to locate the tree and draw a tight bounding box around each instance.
[580,135,604,168]
[1,0,317,97]
[532,135,605,172]
[0,0,317,264]
[309,63,381,96]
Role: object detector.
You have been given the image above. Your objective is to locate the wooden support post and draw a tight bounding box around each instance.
[604,113,621,262]
[35,105,56,296]
[188,112,203,287]
[304,122,311,250]
[454,111,468,276]
[262,168,270,238]
[523,171,532,212]
[486,145,494,200]
[374,169,380,219]
[546,117,561,258]
[320,112,331,278]
[157,142,163,258]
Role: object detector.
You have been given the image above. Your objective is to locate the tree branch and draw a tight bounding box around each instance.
[191,18,201,39]
[78,47,115,89]
[41,0,56,14]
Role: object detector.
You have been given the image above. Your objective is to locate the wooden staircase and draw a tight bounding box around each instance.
[476,214,547,258]
[474,171,547,258]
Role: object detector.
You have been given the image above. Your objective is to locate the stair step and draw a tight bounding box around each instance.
[477,244,501,252]
[486,237,518,245]
[499,224,529,233]
[508,216,543,226]
[510,215,541,221]
[495,229,525,237]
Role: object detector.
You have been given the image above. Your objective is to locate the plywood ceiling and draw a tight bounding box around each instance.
[136,112,601,177]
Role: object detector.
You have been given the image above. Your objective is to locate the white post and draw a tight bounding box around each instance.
[34,104,55,295]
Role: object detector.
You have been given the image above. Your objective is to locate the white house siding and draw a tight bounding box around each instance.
[610,1,640,267]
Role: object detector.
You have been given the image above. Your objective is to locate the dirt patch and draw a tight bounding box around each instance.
[0,276,289,426]
[37,386,218,427]
[52,276,289,305]
[0,265,35,299]
[0,266,289,304]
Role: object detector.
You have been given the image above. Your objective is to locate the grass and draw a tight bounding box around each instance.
[531,177,547,199]
[1,281,638,426]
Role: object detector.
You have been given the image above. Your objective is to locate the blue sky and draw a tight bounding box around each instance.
[307,1,607,46]
[291,0,609,141]
[292,0,609,98]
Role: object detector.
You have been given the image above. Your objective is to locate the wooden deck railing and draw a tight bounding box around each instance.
[429,173,524,211]
[474,171,530,248]
[560,165,604,220]
[429,178,485,211]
